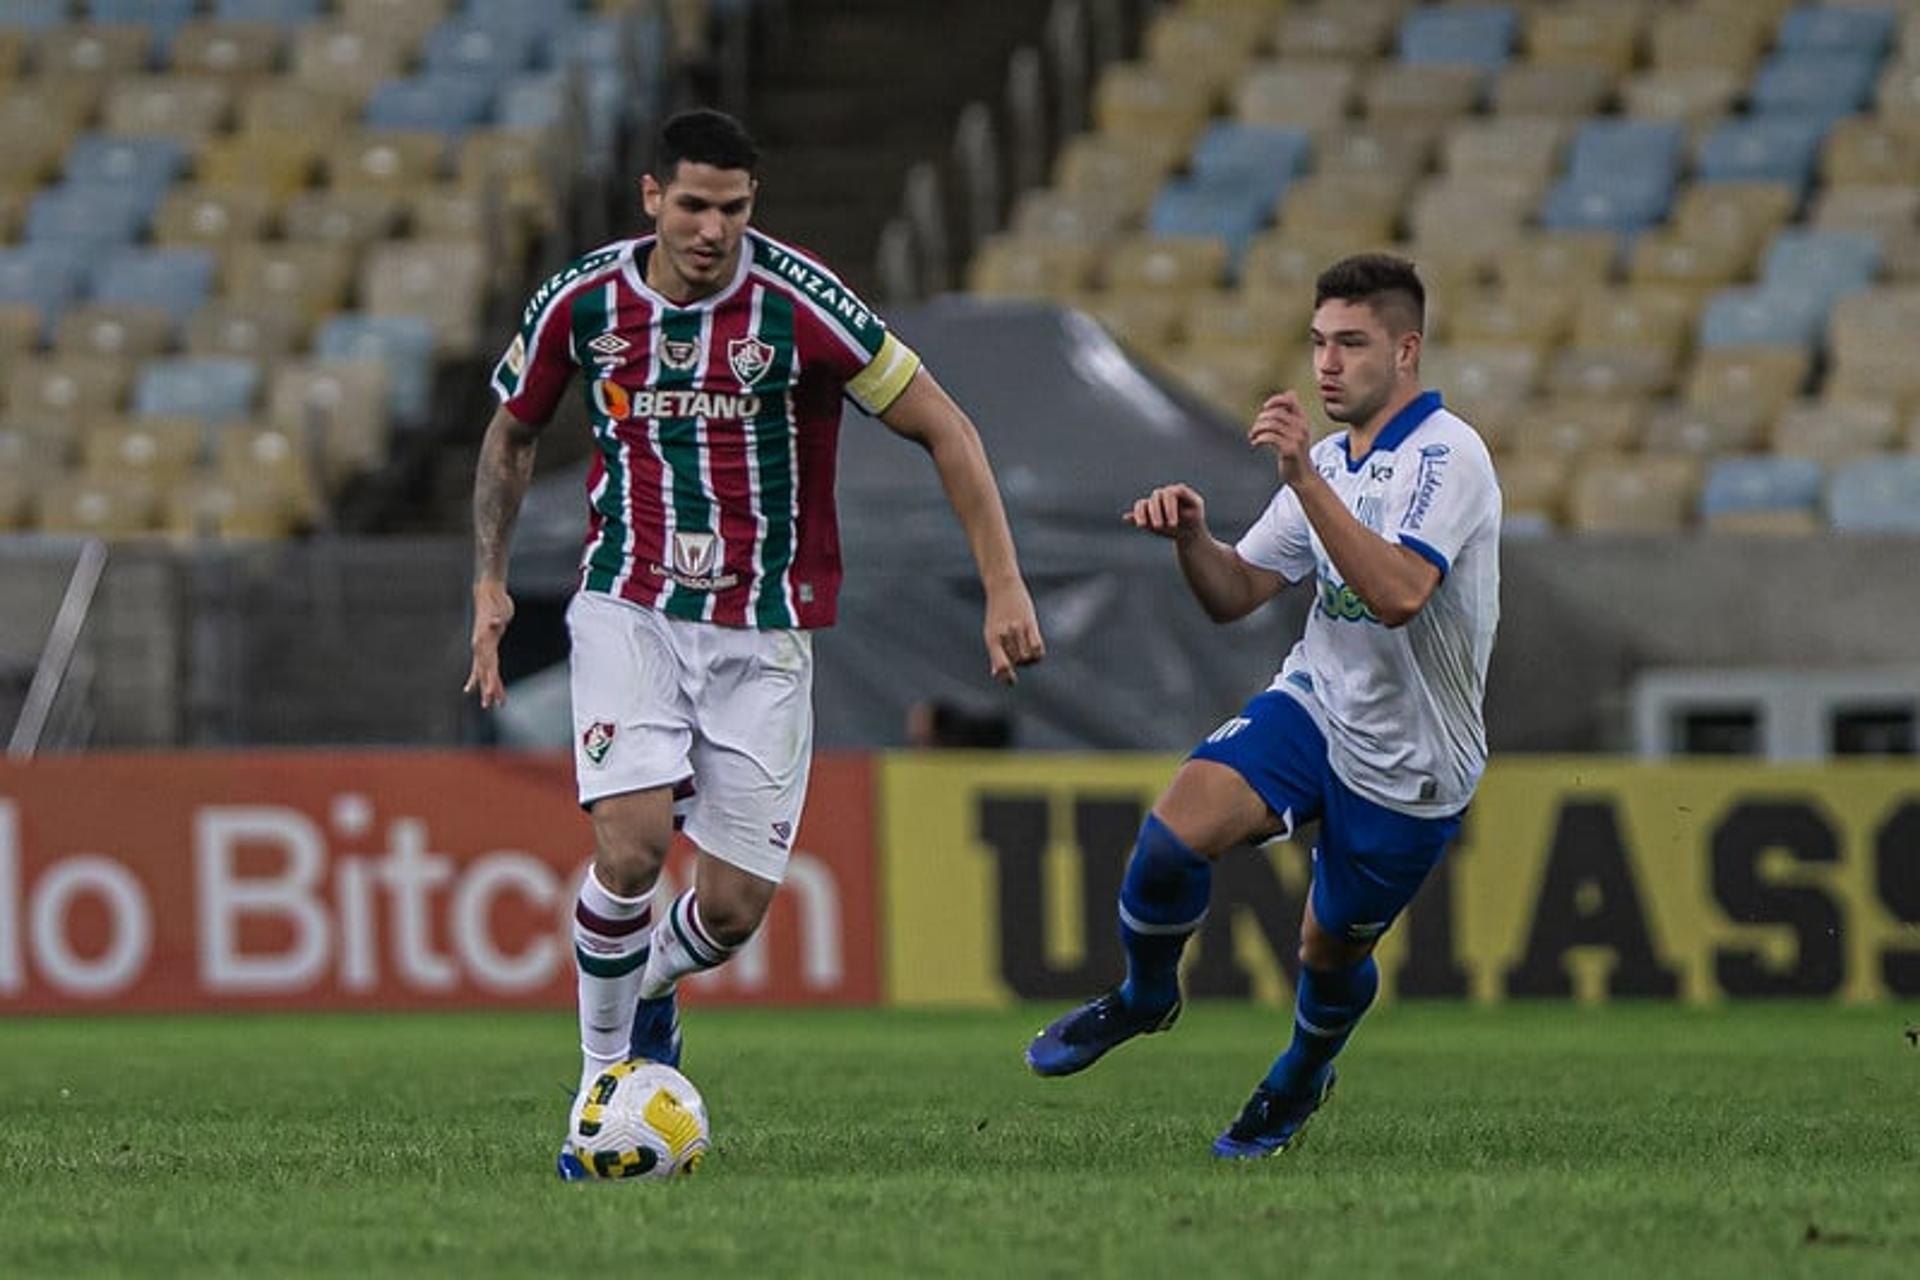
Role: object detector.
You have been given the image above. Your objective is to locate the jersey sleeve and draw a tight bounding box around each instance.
[1234,485,1315,583]
[772,242,922,414]
[1389,434,1499,578]
[489,279,580,426]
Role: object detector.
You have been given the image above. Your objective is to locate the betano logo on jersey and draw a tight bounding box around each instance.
[1317,575,1380,624]
[591,378,762,422]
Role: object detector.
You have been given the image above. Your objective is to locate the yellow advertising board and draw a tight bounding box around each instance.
[880,756,1920,1005]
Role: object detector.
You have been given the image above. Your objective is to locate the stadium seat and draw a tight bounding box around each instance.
[1827,456,1920,531]
[54,305,175,360]
[1495,451,1571,527]
[1750,52,1882,119]
[80,416,207,483]
[65,134,189,193]
[1143,5,1261,94]
[169,20,286,80]
[1671,183,1798,256]
[1547,346,1679,400]
[1621,69,1743,124]
[186,301,305,365]
[1183,290,1311,351]
[1191,122,1312,190]
[89,0,199,45]
[1093,63,1215,149]
[1491,63,1614,118]
[218,0,325,26]
[1241,229,1382,294]
[1437,290,1573,353]
[216,423,322,520]
[1234,61,1355,132]
[36,24,153,80]
[1148,180,1270,268]
[1312,124,1436,184]
[6,355,136,425]
[1650,7,1769,74]
[1811,185,1920,237]
[314,313,436,425]
[1699,287,1830,349]
[1525,3,1643,73]
[1569,121,1686,183]
[1421,344,1540,415]
[1102,235,1232,295]
[103,77,232,144]
[0,306,41,360]
[1567,456,1701,533]
[238,82,358,142]
[1011,189,1134,244]
[1695,118,1829,198]
[1823,118,1920,186]
[162,473,305,540]
[326,131,449,191]
[1410,174,1542,259]
[1081,289,1185,364]
[1641,403,1766,457]
[1363,64,1484,123]
[281,190,405,249]
[1761,230,1881,307]
[339,0,455,48]
[223,243,356,328]
[1273,3,1398,60]
[1699,456,1825,534]
[91,248,218,325]
[1778,4,1896,57]
[1685,347,1811,432]
[1772,398,1900,462]
[1539,171,1674,234]
[152,186,278,250]
[1511,398,1644,456]
[1444,118,1566,182]
[26,187,153,248]
[1398,5,1516,72]
[1627,234,1752,298]
[1572,288,1696,355]
[0,2,77,34]
[1053,133,1181,204]
[0,245,88,336]
[359,239,487,356]
[292,23,412,104]
[266,359,392,482]
[1280,172,1408,243]
[1498,230,1618,294]
[134,357,261,423]
[1173,341,1287,423]
[366,75,497,135]
[33,473,159,539]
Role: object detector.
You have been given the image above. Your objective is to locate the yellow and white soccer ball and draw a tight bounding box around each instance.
[567,1059,710,1180]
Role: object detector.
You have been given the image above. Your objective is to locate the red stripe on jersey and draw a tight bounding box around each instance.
[791,373,845,629]
[698,296,762,628]
[600,277,669,612]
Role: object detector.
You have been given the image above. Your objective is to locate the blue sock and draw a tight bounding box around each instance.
[1265,956,1380,1096]
[1116,814,1212,1013]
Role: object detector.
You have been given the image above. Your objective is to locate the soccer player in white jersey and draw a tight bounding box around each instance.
[463,109,1046,1178]
[1026,254,1501,1158]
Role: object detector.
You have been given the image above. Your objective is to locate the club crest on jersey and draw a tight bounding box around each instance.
[728,336,775,386]
[582,720,616,765]
[658,336,703,373]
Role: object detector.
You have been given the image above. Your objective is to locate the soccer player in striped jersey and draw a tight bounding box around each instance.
[463,110,1045,1177]
[1025,255,1501,1159]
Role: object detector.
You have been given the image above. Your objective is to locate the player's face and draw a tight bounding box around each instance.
[1309,299,1414,427]
[642,162,756,302]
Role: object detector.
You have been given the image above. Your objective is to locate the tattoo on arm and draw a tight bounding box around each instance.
[473,410,539,583]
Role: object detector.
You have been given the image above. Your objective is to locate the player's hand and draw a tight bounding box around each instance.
[464,580,514,709]
[1249,391,1315,488]
[983,581,1045,685]
[1124,483,1208,541]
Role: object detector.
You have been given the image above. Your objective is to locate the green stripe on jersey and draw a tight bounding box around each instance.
[656,307,711,621]
[752,291,799,628]
[574,282,627,595]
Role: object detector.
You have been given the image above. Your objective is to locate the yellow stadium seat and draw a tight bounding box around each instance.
[966,234,1101,300]
[170,20,284,80]
[457,128,561,236]
[1443,118,1567,182]
[162,473,307,540]
[197,135,319,200]
[1102,235,1231,294]
[1185,289,1310,350]
[216,424,322,518]
[1881,58,1920,124]
[1669,183,1798,257]
[186,301,306,364]
[34,473,160,539]
[1567,456,1701,533]
[80,416,206,483]
[1650,9,1767,74]
[281,189,404,248]
[1079,290,1187,366]
[1174,340,1288,424]
[1498,231,1619,295]
[1409,175,1543,260]
[0,304,39,358]
[1280,172,1408,241]
[360,239,487,357]
[0,416,70,484]
[1547,346,1680,401]
[1092,63,1215,149]
[1240,229,1386,295]
[1495,451,1571,524]
[103,76,231,144]
[1011,188,1137,243]
[238,83,357,141]
[1883,227,1920,282]
[1491,64,1615,118]
[0,81,99,144]
[222,243,356,328]
[1572,288,1696,356]
[1312,122,1438,184]
[0,30,24,81]
[1771,398,1900,462]
[152,185,277,250]
[1234,60,1355,132]
[1525,3,1645,74]
[1627,233,1753,297]
[1620,69,1743,124]
[37,24,152,80]
[1407,241,1497,298]
[6,357,135,426]
[54,306,175,361]
[1510,398,1645,456]
[337,0,450,49]
[1812,185,1920,237]
[266,360,391,484]
[1823,119,1920,186]
[0,119,66,193]
[1053,133,1181,205]
[291,22,410,104]
[326,131,448,191]
[1272,2,1399,61]
[1143,6,1260,95]
[1421,345,1541,416]
[1640,403,1766,457]
[1362,65,1483,125]
[1439,290,1573,352]
[1685,347,1811,433]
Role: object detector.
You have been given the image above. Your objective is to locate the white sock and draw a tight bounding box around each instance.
[573,865,654,1090]
[638,890,738,999]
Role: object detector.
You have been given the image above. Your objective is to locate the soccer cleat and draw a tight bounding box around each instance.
[1210,1067,1336,1160]
[1024,988,1181,1077]
[628,991,683,1069]
[556,1145,589,1182]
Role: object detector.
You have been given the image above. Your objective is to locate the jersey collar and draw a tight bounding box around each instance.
[1339,389,1443,471]
[621,234,754,312]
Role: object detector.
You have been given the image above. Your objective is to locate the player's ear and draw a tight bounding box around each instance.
[641,174,663,220]
[1399,328,1422,374]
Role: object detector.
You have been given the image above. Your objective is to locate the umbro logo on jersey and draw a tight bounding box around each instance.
[587,332,630,363]
[659,337,702,372]
[728,336,774,386]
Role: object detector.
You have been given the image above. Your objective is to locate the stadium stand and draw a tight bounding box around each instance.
[960,0,1920,533]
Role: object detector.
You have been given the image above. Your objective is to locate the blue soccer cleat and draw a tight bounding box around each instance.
[556,1145,589,1181]
[1210,1067,1336,1160]
[629,991,683,1068]
[1024,989,1181,1077]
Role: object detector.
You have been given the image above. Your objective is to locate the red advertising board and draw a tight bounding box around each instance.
[0,752,877,1012]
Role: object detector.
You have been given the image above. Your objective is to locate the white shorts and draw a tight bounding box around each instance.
[566,590,813,882]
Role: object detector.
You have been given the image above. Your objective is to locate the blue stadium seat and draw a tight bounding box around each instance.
[1698,287,1830,348]
[0,245,88,337]
[1148,180,1270,269]
[315,314,437,426]
[1399,5,1516,72]
[0,1,69,32]
[1568,121,1686,183]
[1694,117,1827,196]
[1191,122,1311,187]
[64,135,189,191]
[1539,172,1673,234]
[1700,457,1825,522]
[1777,4,1896,57]
[1761,230,1880,306]
[89,0,197,48]
[26,187,153,248]
[90,248,217,325]
[424,18,544,81]
[1827,457,1920,532]
[1750,53,1881,118]
[215,0,323,27]
[498,74,567,131]
[134,358,262,423]
[365,76,497,134]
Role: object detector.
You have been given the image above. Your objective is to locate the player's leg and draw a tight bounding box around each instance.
[575,787,676,1086]
[1026,690,1322,1077]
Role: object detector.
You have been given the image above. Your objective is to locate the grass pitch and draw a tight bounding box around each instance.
[2,1003,1915,1278]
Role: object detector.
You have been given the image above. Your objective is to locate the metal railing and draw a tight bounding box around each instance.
[7,538,107,759]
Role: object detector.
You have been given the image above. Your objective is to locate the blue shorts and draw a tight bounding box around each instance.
[1189,686,1462,945]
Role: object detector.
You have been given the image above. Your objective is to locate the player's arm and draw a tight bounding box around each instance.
[464,404,545,708]
[877,366,1045,683]
[1126,483,1287,623]
[1251,392,1438,628]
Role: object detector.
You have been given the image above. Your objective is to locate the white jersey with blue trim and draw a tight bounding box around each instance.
[1234,391,1501,818]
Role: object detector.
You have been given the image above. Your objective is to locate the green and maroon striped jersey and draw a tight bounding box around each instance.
[490,229,921,629]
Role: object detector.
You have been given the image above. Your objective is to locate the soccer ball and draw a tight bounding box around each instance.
[567,1059,710,1179]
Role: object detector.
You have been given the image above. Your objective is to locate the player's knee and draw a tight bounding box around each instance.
[692,892,765,947]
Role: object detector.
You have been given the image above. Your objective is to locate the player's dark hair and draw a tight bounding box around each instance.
[1315,253,1425,334]
[652,108,759,182]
